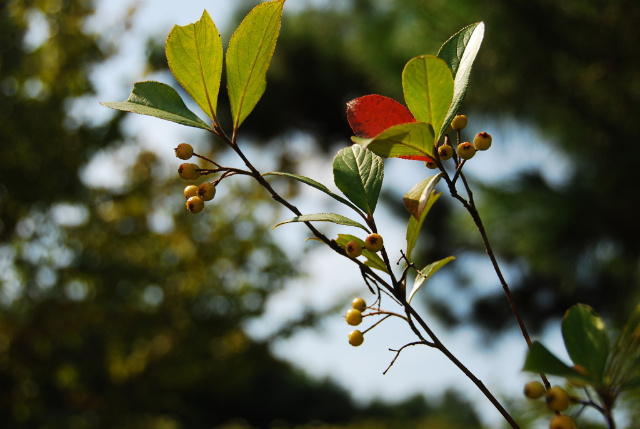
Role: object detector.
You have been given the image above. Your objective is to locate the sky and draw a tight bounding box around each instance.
[76,0,585,427]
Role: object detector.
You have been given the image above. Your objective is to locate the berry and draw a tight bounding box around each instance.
[175,143,194,160]
[546,386,571,412]
[425,157,438,169]
[549,415,576,429]
[364,233,384,252]
[524,381,545,399]
[457,142,476,160]
[345,309,363,326]
[186,196,204,214]
[345,241,362,258]
[184,185,198,199]
[178,163,200,180]
[473,132,492,151]
[351,297,367,312]
[197,182,216,201]
[451,114,468,130]
[438,145,453,161]
[348,330,364,347]
[569,364,588,388]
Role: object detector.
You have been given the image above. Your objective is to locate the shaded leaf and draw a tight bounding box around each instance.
[402,55,454,141]
[408,256,455,304]
[562,304,609,383]
[333,145,384,216]
[166,10,223,122]
[101,81,211,130]
[353,122,435,160]
[274,213,370,233]
[336,234,388,273]
[346,94,416,138]
[523,342,584,379]
[227,0,285,130]
[406,191,441,260]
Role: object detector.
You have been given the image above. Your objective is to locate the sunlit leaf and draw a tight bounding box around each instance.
[346,94,416,138]
[406,191,441,260]
[274,213,370,233]
[166,10,223,122]
[227,0,285,130]
[402,55,454,141]
[336,234,388,273]
[403,173,443,220]
[408,256,455,304]
[333,145,384,216]
[100,81,211,130]
[353,122,435,160]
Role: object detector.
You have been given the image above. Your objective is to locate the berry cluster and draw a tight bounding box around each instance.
[426,114,492,169]
[345,297,367,347]
[175,143,217,214]
[523,382,576,429]
[345,233,384,258]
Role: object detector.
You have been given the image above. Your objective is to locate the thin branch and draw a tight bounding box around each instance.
[383,341,433,375]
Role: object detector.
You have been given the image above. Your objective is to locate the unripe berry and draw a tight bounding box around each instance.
[197,182,216,201]
[348,330,364,347]
[473,132,492,151]
[425,157,438,169]
[345,241,362,258]
[186,196,204,214]
[178,163,200,180]
[175,143,194,160]
[549,415,576,429]
[451,114,467,130]
[524,381,545,399]
[438,145,454,161]
[457,142,476,160]
[351,297,367,312]
[364,233,384,252]
[546,386,571,412]
[184,185,198,199]
[345,308,363,326]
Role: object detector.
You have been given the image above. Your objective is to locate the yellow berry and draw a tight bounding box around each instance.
[546,386,571,412]
[186,196,204,214]
[345,241,362,258]
[175,143,194,160]
[549,415,576,429]
[348,330,364,347]
[364,233,384,252]
[351,297,367,312]
[178,163,200,180]
[524,381,545,399]
[438,145,454,161]
[197,182,216,201]
[451,114,467,130]
[184,185,198,199]
[473,132,492,151]
[425,158,438,169]
[345,308,363,326]
[457,142,476,160]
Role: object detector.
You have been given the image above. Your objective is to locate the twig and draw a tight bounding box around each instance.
[383,341,433,375]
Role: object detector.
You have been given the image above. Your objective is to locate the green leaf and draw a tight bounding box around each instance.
[333,145,384,216]
[437,22,485,139]
[406,191,440,260]
[408,256,455,304]
[263,171,363,215]
[402,55,454,142]
[622,376,640,391]
[562,304,610,383]
[353,122,435,160]
[403,173,443,220]
[274,213,370,233]
[226,0,285,130]
[523,342,582,379]
[166,10,223,122]
[336,234,388,273]
[101,81,212,130]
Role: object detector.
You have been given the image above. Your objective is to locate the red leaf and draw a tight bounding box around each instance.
[346,94,416,138]
[399,155,433,162]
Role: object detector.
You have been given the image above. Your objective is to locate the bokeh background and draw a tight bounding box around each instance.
[2,0,640,428]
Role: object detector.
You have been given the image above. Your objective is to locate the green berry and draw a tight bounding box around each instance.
[175,143,194,160]
[549,415,576,429]
[364,233,384,252]
[197,182,216,201]
[184,185,198,199]
[345,241,362,258]
[345,308,363,326]
[451,114,468,130]
[438,145,454,161]
[348,330,364,347]
[546,386,570,412]
[457,142,476,160]
[473,132,492,151]
[178,163,200,180]
[186,196,204,214]
[351,297,367,312]
[524,381,545,399]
